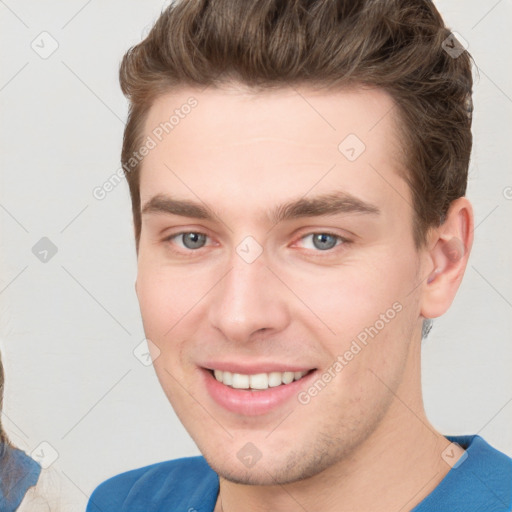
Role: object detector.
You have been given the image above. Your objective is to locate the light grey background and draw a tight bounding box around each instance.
[0,1,511,510]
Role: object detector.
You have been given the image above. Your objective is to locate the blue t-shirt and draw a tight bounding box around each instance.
[86,435,512,512]
[0,443,41,512]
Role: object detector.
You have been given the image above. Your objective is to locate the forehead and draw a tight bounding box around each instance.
[139,85,407,217]
[143,84,400,150]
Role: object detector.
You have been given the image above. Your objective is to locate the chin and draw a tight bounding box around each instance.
[201,443,343,486]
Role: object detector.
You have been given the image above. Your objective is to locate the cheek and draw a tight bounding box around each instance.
[136,260,209,340]
[282,255,416,393]
[282,263,403,343]
[136,265,200,408]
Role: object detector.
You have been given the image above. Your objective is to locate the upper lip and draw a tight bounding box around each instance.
[202,361,316,374]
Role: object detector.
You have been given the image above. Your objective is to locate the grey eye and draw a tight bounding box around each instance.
[181,232,207,249]
[311,233,339,250]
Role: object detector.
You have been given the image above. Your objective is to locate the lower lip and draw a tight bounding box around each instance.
[202,368,317,416]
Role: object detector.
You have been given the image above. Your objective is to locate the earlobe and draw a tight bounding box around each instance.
[421,198,474,319]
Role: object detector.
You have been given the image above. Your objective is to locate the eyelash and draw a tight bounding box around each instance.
[162,231,351,257]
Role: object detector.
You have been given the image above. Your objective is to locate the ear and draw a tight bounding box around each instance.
[421,197,474,319]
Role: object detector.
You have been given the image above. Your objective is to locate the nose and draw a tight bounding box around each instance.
[207,248,290,343]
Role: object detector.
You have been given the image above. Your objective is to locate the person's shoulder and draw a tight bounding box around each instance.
[86,455,218,512]
[456,434,512,492]
[413,435,512,512]
[466,434,512,465]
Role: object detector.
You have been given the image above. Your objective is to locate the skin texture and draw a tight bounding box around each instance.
[134,85,473,512]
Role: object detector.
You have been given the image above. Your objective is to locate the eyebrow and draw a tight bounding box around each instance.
[141,191,380,224]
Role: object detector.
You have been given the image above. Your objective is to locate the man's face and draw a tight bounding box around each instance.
[135,85,428,484]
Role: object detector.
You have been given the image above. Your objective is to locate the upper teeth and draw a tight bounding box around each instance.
[213,370,309,390]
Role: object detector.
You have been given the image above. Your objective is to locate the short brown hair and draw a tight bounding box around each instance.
[119,0,473,252]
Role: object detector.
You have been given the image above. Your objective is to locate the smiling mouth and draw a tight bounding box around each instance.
[208,369,315,390]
